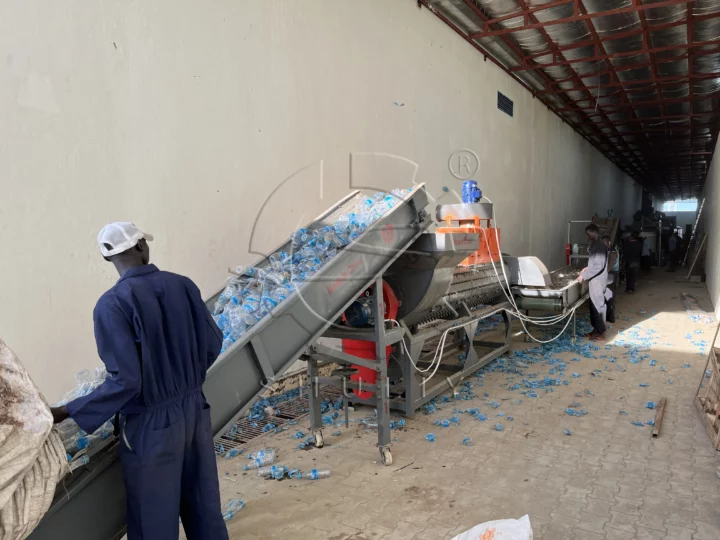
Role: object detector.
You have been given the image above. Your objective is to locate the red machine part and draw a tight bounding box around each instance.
[342,280,399,400]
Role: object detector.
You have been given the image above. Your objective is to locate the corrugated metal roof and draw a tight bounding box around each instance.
[423,0,720,199]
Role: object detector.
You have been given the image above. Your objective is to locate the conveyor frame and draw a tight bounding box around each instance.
[28,185,432,540]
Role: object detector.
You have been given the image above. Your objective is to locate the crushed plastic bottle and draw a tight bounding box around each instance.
[646,401,655,409]
[68,454,90,472]
[54,368,115,468]
[301,468,331,480]
[425,433,436,442]
[244,449,276,470]
[224,448,244,460]
[257,464,287,478]
[222,499,246,521]
[247,449,274,460]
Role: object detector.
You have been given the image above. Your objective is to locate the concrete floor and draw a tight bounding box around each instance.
[218,272,720,540]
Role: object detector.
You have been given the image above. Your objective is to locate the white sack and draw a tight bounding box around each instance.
[452,514,533,540]
[0,338,68,540]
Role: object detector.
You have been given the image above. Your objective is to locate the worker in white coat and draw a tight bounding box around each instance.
[578,224,611,341]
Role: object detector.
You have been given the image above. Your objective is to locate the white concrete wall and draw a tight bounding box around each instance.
[0,0,639,401]
[701,137,720,317]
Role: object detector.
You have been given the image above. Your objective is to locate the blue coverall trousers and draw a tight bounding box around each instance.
[120,390,229,540]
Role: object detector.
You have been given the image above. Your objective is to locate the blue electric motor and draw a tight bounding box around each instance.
[462,180,482,203]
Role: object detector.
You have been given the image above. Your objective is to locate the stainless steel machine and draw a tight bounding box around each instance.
[508,256,590,341]
[28,184,513,539]
[305,232,511,464]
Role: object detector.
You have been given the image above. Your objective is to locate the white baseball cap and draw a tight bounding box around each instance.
[97,222,154,257]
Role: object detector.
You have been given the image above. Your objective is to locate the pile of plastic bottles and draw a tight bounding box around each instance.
[212,188,412,352]
[54,367,114,467]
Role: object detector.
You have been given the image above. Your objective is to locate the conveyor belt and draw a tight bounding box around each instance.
[28,185,431,540]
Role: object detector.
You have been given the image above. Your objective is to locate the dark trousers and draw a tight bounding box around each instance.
[121,393,229,540]
[626,264,639,292]
[668,250,677,271]
[606,279,616,323]
[641,255,651,271]
[589,300,606,335]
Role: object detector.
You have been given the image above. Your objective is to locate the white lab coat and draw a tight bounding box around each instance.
[581,239,612,319]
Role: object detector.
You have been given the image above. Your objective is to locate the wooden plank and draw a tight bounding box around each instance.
[686,232,707,279]
[695,397,720,450]
[694,328,720,450]
[652,397,666,438]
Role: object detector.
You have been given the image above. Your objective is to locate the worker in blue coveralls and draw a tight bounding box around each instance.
[50,222,228,540]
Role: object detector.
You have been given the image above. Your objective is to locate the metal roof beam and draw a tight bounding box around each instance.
[580,112,716,126]
[537,72,720,96]
[471,0,695,38]
[509,40,720,73]
[518,11,718,62]
[557,91,720,113]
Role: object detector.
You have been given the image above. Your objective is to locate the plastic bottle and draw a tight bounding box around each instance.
[222,499,246,521]
[258,268,289,287]
[257,464,287,478]
[68,454,90,472]
[217,284,236,307]
[248,448,275,460]
[234,265,257,278]
[301,468,331,480]
[244,449,276,470]
[268,253,284,271]
[64,429,112,454]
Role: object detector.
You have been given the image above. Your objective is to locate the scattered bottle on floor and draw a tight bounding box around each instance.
[222,499,246,522]
[257,464,287,478]
[301,468,331,480]
[244,449,276,470]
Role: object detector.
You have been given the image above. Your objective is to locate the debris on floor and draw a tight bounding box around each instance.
[452,515,533,540]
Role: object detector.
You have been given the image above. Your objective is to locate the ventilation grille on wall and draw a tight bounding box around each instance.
[497,92,514,117]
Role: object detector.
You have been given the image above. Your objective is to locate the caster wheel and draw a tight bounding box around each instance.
[380,447,393,466]
[313,431,324,448]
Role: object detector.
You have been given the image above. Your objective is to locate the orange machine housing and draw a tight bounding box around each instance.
[437,215,501,266]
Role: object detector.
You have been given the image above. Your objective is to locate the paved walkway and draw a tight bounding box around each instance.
[219,272,720,539]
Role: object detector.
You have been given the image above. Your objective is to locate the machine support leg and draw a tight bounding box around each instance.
[306,358,324,448]
[503,309,512,346]
[344,395,349,428]
[373,277,393,466]
[572,312,577,344]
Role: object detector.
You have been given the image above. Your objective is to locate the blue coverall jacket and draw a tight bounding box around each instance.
[66,264,229,540]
